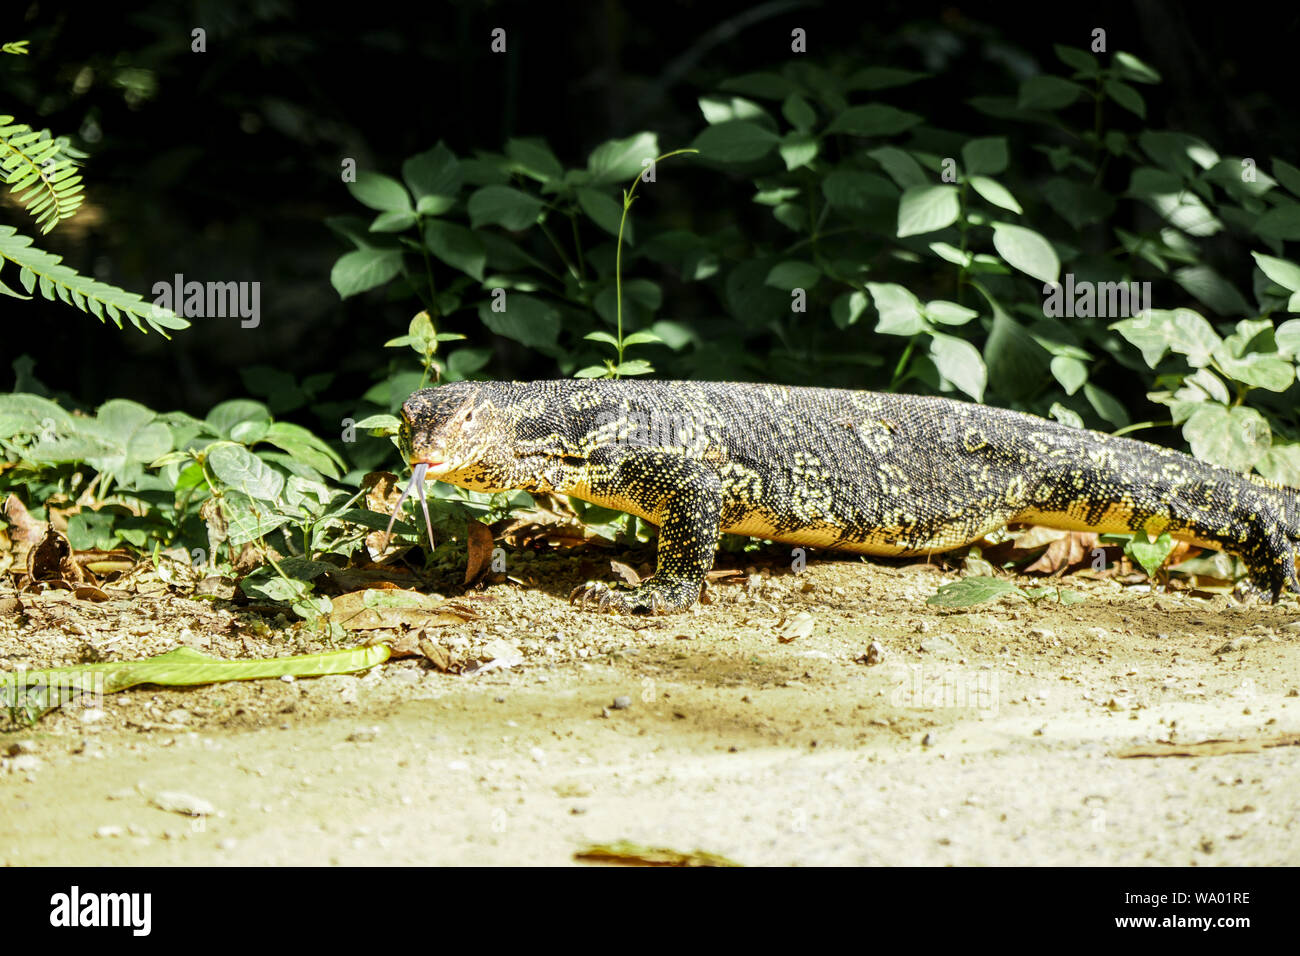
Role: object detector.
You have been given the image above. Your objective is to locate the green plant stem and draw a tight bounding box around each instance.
[613,148,699,377]
[1111,419,1174,438]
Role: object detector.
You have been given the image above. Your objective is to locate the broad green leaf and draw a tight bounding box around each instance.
[764,260,821,291]
[423,220,486,281]
[586,132,659,185]
[778,131,819,171]
[504,137,563,183]
[1257,443,1300,487]
[1114,51,1161,84]
[1017,75,1085,110]
[1050,355,1087,395]
[208,443,285,502]
[929,331,987,401]
[926,576,1022,607]
[1125,532,1176,578]
[576,187,628,240]
[347,172,412,213]
[690,120,779,163]
[961,137,1008,175]
[866,282,925,335]
[826,104,922,136]
[991,222,1059,283]
[467,185,544,231]
[1104,79,1145,118]
[821,170,897,210]
[401,143,462,199]
[897,185,960,237]
[924,300,977,325]
[1183,404,1270,471]
[331,248,402,299]
[868,146,928,188]
[781,93,817,131]
[1,646,390,723]
[478,293,560,349]
[969,176,1021,213]
[1251,251,1300,291]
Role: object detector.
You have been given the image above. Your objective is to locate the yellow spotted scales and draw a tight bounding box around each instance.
[399,380,1300,613]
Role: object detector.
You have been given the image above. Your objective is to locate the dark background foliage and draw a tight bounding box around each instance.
[5,0,1297,413]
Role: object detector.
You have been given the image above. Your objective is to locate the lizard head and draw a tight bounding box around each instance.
[398,382,516,491]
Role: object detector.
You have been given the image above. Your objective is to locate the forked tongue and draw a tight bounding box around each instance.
[380,462,436,552]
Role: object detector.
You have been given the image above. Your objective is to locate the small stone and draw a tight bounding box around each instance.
[149,790,215,817]
[5,740,37,757]
[95,825,124,839]
[611,696,632,710]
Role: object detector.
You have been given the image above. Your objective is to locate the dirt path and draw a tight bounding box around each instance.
[3,552,1299,866]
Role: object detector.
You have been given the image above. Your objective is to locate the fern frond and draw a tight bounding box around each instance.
[0,117,86,233]
[0,225,189,337]
[2,41,30,55]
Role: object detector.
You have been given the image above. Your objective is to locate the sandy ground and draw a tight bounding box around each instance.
[3,545,1299,866]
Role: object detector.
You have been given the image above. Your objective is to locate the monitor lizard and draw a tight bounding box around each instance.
[394,379,1300,614]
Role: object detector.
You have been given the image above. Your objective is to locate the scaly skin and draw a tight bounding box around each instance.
[397,380,1300,613]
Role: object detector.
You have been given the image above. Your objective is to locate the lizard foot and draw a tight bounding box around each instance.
[568,579,699,614]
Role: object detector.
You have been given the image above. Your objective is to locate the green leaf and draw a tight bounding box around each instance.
[868,146,928,189]
[1183,405,1270,471]
[826,104,922,137]
[369,210,417,232]
[929,332,987,401]
[401,143,462,199]
[1125,532,1176,578]
[504,137,563,183]
[1254,202,1300,241]
[1,646,390,723]
[1104,79,1145,118]
[1251,251,1300,291]
[347,172,412,213]
[991,222,1059,284]
[831,291,869,329]
[621,330,663,347]
[1054,45,1100,76]
[262,421,345,479]
[586,132,659,185]
[778,131,819,171]
[698,95,770,125]
[1166,308,1222,368]
[765,260,821,291]
[1085,383,1130,428]
[423,220,487,281]
[969,176,1021,213]
[330,248,402,299]
[1050,355,1088,395]
[205,399,270,439]
[897,185,960,238]
[1042,178,1115,229]
[821,170,897,211]
[612,359,654,377]
[1114,51,1161,84]
[1274,319,1300,358]
[467,185,544,231]
[690,120,780,163]
[866,282,925,336]
[478,293,560,349]
[1272,158,1300,198]
[208,443,285,502]
[844,67,930,90]
[1257,443,1300,487]
[961,137,1008,176]
[926,576,1023,607]
[1173,265,1251,316]
[924,300,977,325]
[781,93,817,131]
[1017,75,1086,110]
[1111,311,1175,368]
[576,187,627,240]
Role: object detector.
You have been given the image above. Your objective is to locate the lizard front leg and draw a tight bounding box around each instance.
[570,451,723,614]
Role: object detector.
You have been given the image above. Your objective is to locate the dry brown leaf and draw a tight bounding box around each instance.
[26,528,78,585]
[4,494,45,551]
[1023,531,1098,574]
[331,589,478,631]
[776,611,814,644]
[610,560,641,587]
[1010,526,1068,550]
[574,841,741,867]
[464,518,495,585]
[705,569,745,584]
[73,585,110,602]
[1116,733,1300,758]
